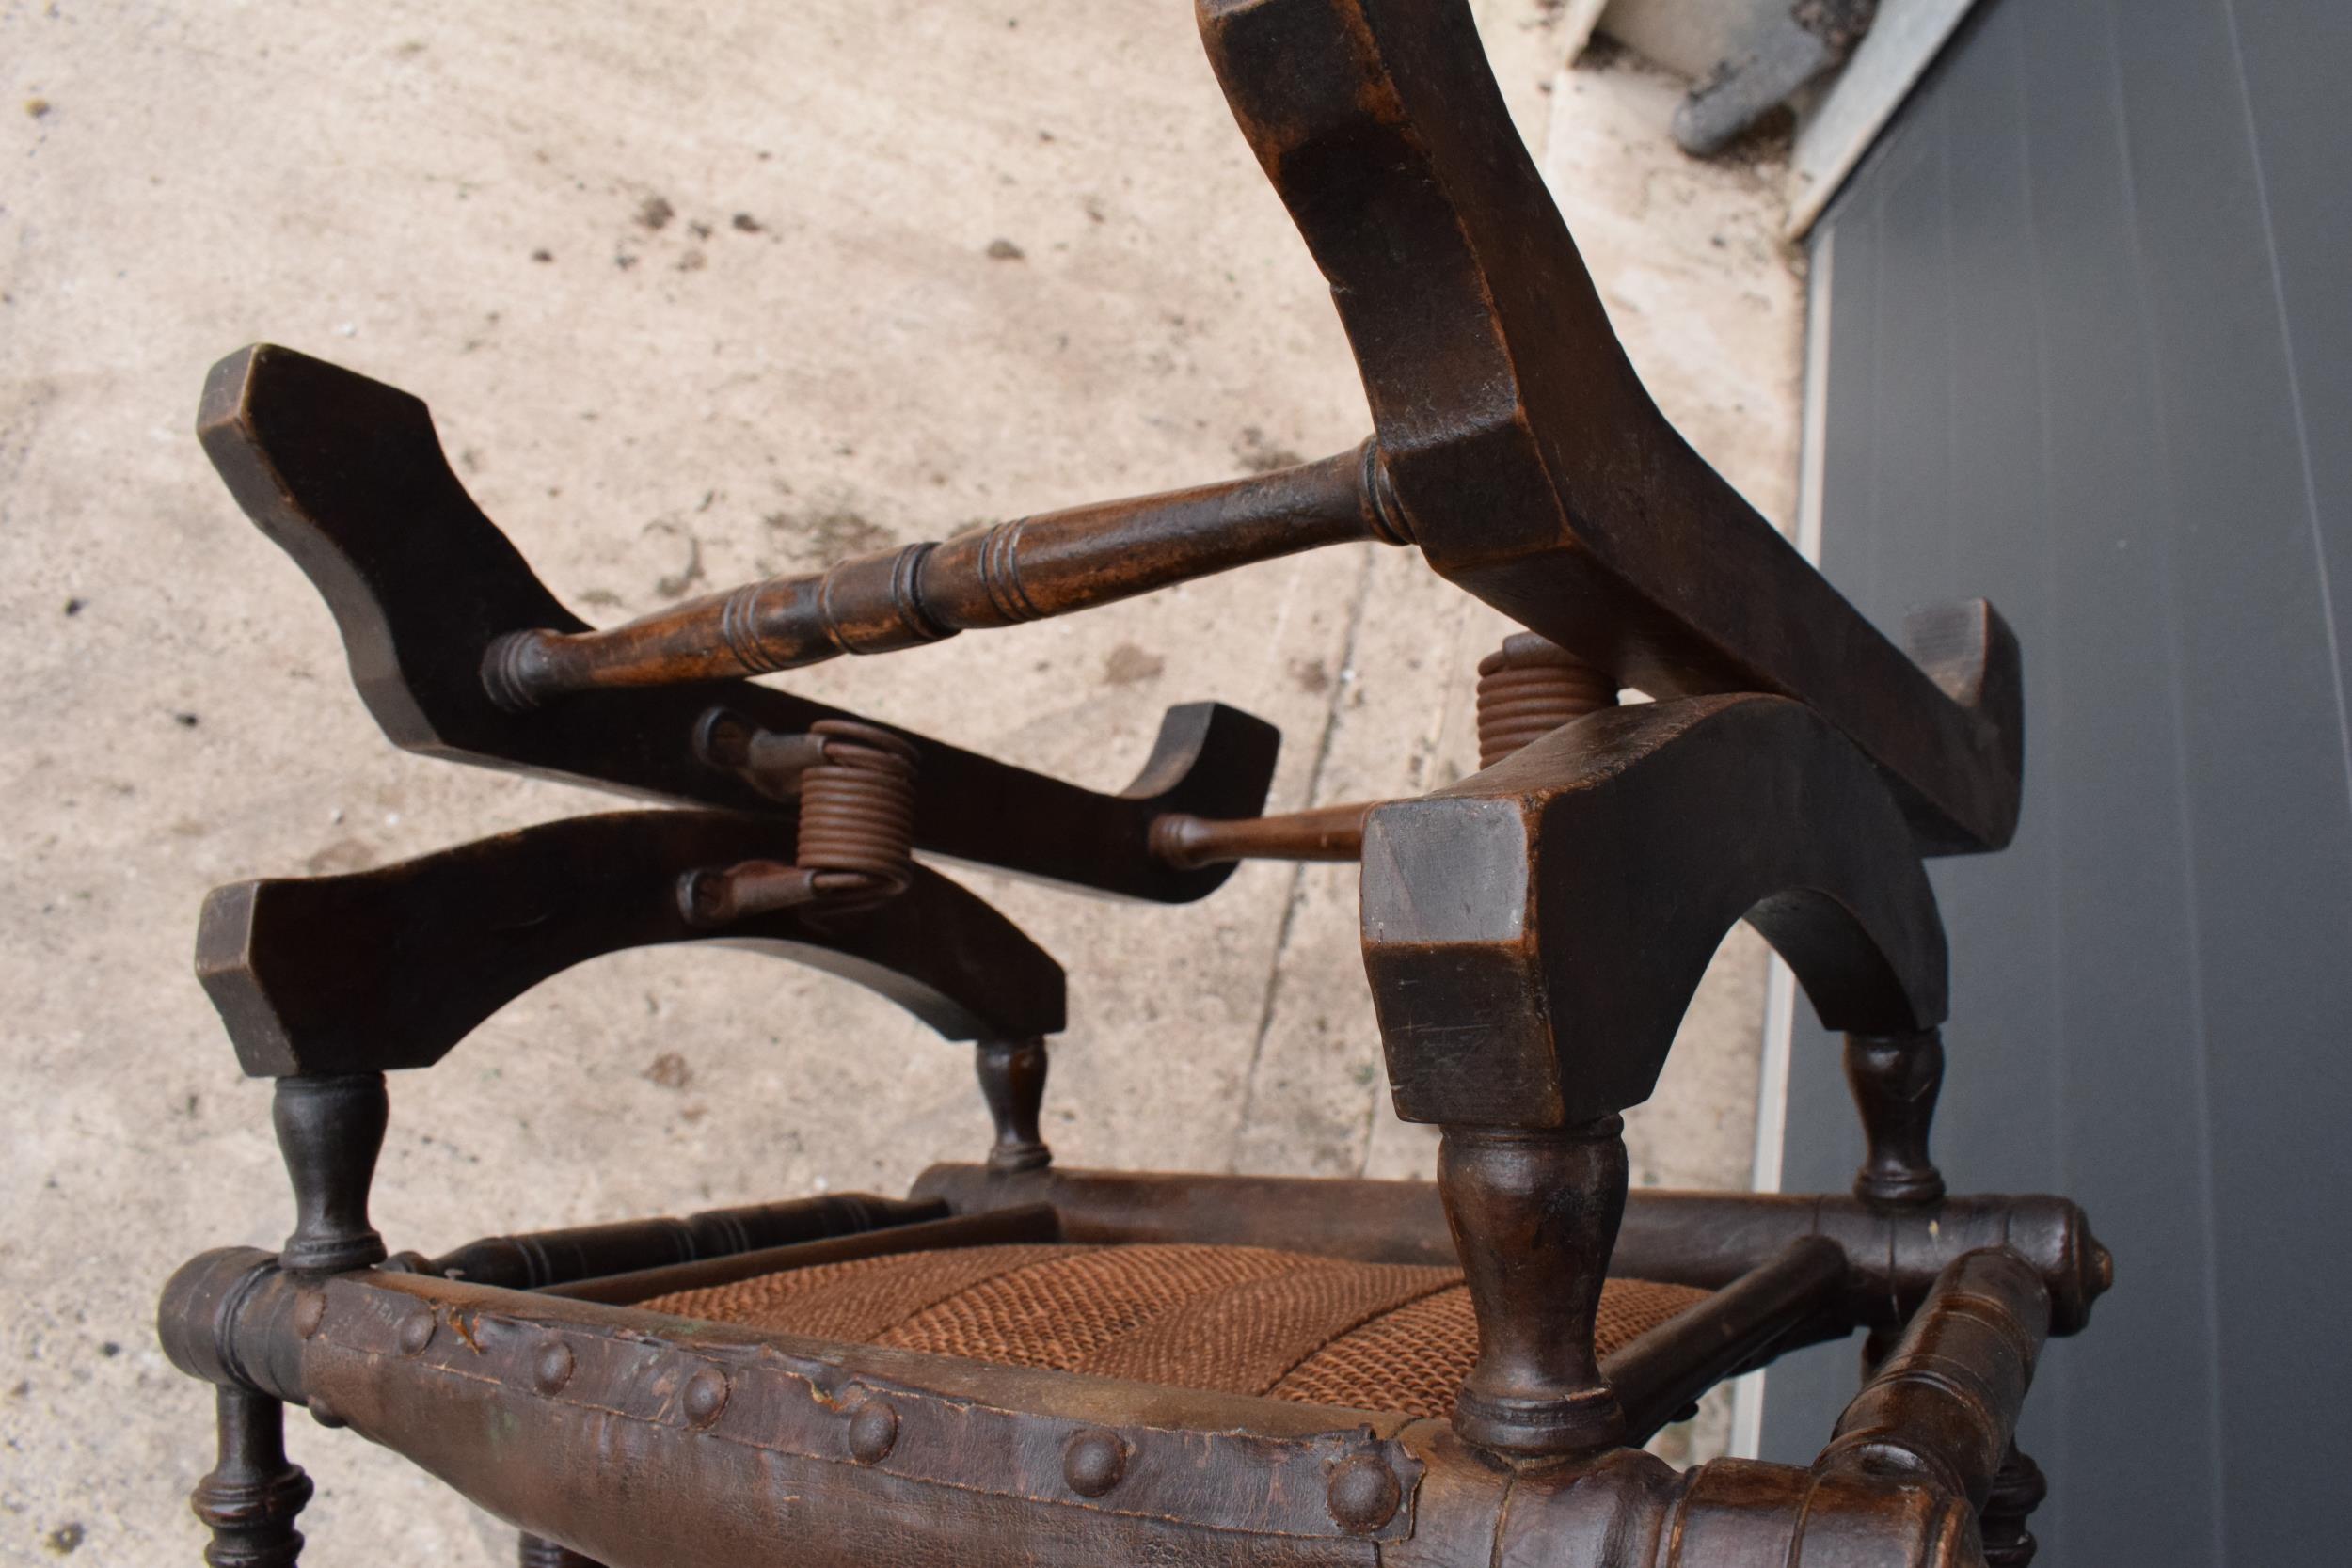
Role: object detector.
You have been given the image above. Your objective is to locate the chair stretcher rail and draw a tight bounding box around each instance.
[912,1164,2111,1336]
[485,443,1402,705]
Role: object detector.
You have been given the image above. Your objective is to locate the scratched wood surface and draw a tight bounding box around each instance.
[0,6,1802,1561]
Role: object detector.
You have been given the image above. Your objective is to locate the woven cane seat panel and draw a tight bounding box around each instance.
[643,1243,1709,1422]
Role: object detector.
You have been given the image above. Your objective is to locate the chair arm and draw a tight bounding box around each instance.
[197,809,1065,1077]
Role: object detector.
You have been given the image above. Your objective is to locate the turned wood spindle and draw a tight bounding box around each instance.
[191,1386,312,1568]
[1438,1117,1630,1456]
[273,1072,390,1275]
[1979,1441,2048,1566]
[976,1037,1052,1172]
[1844,1027,1947,1207]
[485,443,1407,708]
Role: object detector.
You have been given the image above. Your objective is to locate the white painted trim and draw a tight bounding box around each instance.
[1749,951,1803,1203]
[1728,223,1835,1462]
[1794,224,1835,566]
[1787,0,1981,237]
[1726,954,1797,1458]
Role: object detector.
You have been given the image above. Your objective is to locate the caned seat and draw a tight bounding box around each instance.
[642,1243,1708,1422]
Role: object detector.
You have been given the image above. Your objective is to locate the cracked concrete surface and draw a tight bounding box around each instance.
[0,4,1802,1561]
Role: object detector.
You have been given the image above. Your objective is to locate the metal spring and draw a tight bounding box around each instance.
[796,719,919,902]
[1474,632,1616,768]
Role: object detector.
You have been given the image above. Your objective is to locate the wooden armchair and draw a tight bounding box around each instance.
[156,4,2108,1565]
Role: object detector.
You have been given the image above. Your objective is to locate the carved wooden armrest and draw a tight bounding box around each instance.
[194,808,1065,1282]
[199,345,1280,906]
[1358,695,1945,1454]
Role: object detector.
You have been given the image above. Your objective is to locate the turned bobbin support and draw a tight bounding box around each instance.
[191,1386,312,1568]
[1438,1119,1629,1455]
[975,1037,1052,1172]
[1979,1441,2048,1565]
[1844,1027,1947,1207]
[272,1073,389,1275]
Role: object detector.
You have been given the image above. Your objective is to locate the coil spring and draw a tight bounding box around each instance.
[1474,632,1616,768]
[796,719,919,903]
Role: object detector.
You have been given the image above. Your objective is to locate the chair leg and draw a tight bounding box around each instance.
[518,1533,607,1567]
[1979,1442,2048,1566]
[1844,1027,1947,1207]
[975,1037,1052,1171]
[272,1072,390,1274]
[1438,1117,1629,1456]
[190,1386,311,1567]
[1849,1187,2047,1566]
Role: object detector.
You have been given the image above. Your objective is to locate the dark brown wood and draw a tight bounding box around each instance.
[158,1245,2055,1568]
[1659,1460,1979,1568]
[1611,1191,2110,1339]
[190,1386,311,1568]
[1196,0,2022,857]
[357,0,2037,863]
[197,344,1280,906]
[1363,695,1947,1129]
[224,1259,1429,1562]
[975,1038,1052,1172]
[913,1162,1463,1265]
[273,1072,389,1275]
[160,1250,283,1395]
[485,442,1400,703]
[153,1,2114,1558]
[1438,1118,1629,1455]
[1845,1027,1948,1207]
[422,1194,946,1291]
[1149,800,1370,869]
[914,1164,2114,1337]
[1818,1248,2052,1512]
[539,1205,1063,1305]
[1604,1237,1848,1443]
[197,810,1064,1077]
[1979,1443,2047,1566]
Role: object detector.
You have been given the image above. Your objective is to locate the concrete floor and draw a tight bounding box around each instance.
[0,4,1803,1562]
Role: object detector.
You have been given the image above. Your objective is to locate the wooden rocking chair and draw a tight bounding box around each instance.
[157,4,2108,1564]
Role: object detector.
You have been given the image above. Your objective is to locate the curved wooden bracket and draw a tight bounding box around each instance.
[196,344,1279,903]
[196,811,1066,1077]
[1198,0,2020,855]
[1361,695,1947,1127]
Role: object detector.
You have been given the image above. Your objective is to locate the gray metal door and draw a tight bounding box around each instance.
[1760,0,2352,1560]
